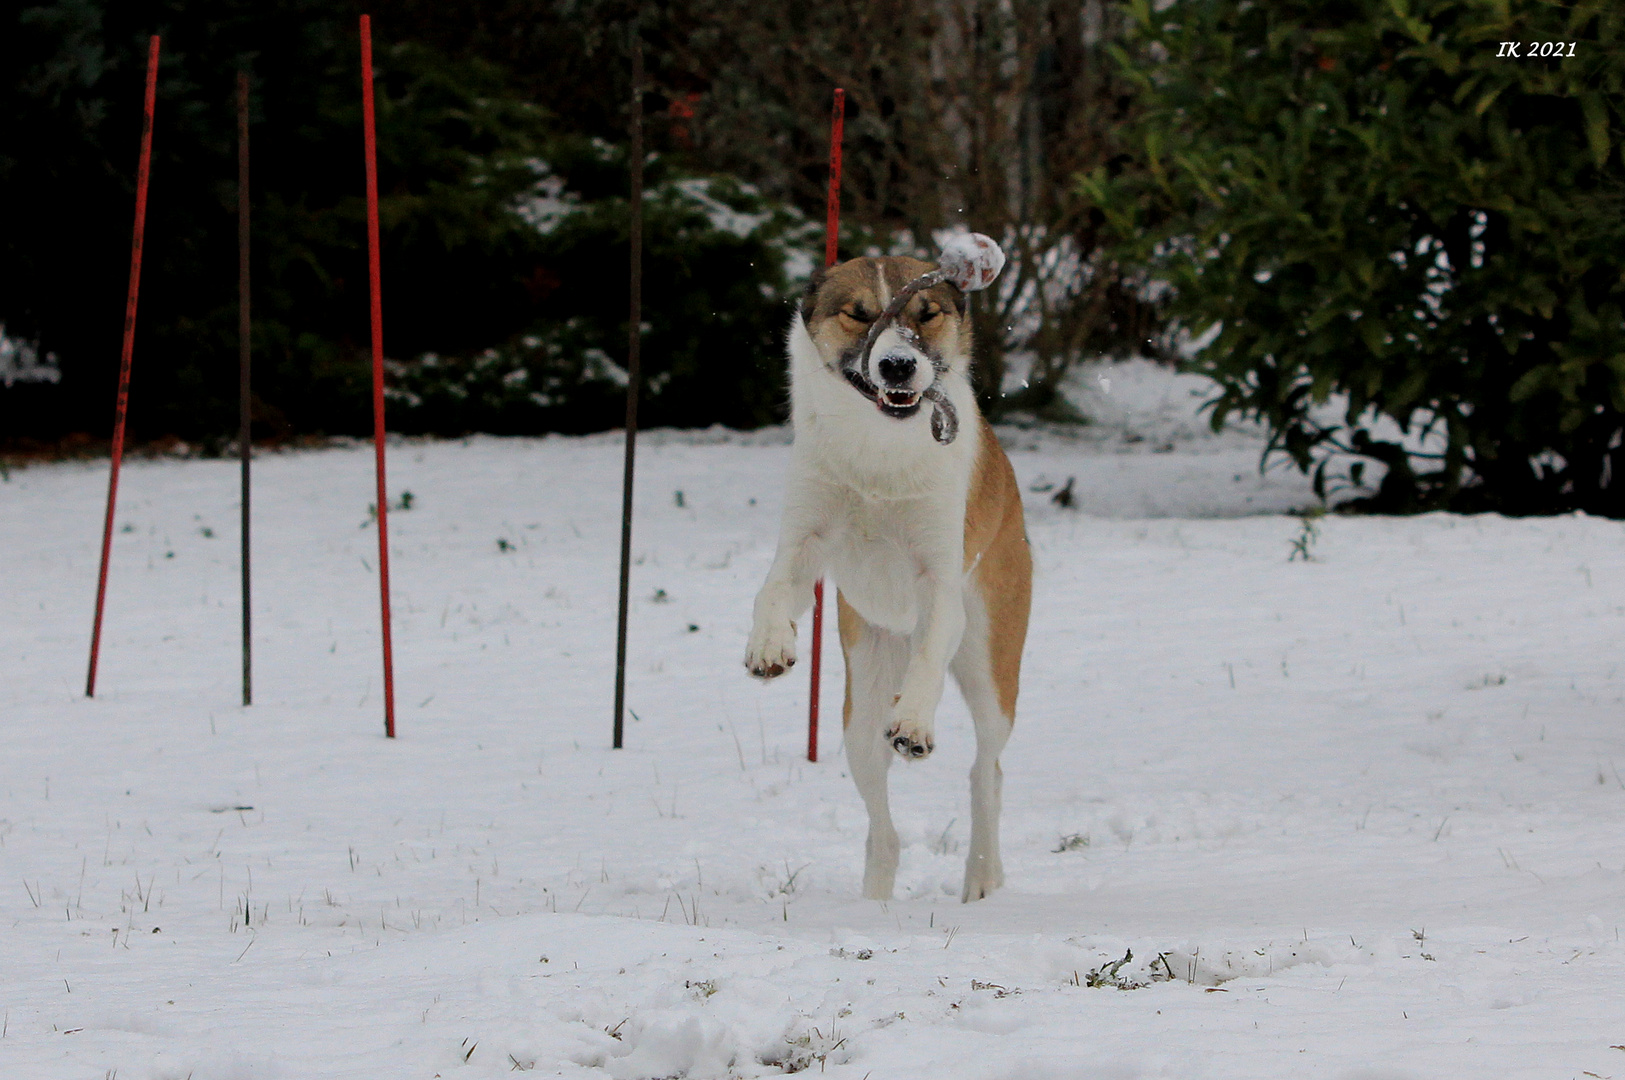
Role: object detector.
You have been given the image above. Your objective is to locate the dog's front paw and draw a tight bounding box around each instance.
[886,714,934,759]
[886,691,936,758]
[744,620,797,680]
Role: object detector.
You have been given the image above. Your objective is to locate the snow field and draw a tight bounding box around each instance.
[2,402,1625,1078]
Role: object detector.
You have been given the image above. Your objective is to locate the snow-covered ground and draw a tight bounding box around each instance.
[3,363,1624,1079]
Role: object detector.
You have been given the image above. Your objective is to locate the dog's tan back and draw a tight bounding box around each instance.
[958,418,1033,719]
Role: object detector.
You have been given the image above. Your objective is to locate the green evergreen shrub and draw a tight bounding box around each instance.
[1084,0,1625,514]
[0,3,811,444]
[385,153,816,435]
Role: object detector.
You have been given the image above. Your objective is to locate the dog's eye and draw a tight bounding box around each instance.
[918,306,940,323]
[841,306,874,324]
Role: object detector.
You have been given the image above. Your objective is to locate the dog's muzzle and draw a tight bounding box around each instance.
[839,341,957,442]
[876,352,923,414]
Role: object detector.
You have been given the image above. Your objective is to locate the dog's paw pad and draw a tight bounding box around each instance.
[887,729,933,759]
[744,623,797,681]
[747,658,792,679]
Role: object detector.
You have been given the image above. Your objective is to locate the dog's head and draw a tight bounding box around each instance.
[797,256,972,420]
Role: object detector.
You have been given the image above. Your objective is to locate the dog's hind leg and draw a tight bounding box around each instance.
[952,590,1009,902]
[839,592,908,900]
[952,564,1029,902]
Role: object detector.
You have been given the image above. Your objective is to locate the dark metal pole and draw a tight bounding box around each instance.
[237,70,253,708]
[612,25,644,750]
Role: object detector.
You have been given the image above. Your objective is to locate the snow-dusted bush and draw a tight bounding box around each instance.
[1084,0,1625,515]
[2,13,814,443]
[386,149,817,435]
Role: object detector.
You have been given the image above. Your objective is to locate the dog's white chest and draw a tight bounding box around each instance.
[826,496,940,634]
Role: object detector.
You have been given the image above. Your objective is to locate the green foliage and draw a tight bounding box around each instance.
[1083,0,1625,515]
[0,3,557,441]
[0,2,808,444]
[387,164,815,434]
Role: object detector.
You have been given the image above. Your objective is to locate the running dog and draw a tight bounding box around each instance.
[745,253,1032,902]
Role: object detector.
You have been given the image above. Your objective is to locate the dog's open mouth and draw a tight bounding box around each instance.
[879,389,922,417]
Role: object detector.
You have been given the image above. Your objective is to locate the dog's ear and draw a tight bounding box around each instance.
[798,268,828,322]
[946,282,968,316]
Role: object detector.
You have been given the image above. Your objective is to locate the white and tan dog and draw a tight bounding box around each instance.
[745,254,1032,903]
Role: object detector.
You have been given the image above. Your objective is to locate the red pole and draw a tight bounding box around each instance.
[360,15,397,738]
[824,89,844,268]
[807,87,844,762]
[86,34,160,698]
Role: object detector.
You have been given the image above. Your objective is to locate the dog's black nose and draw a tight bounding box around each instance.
[877,353,916,387]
